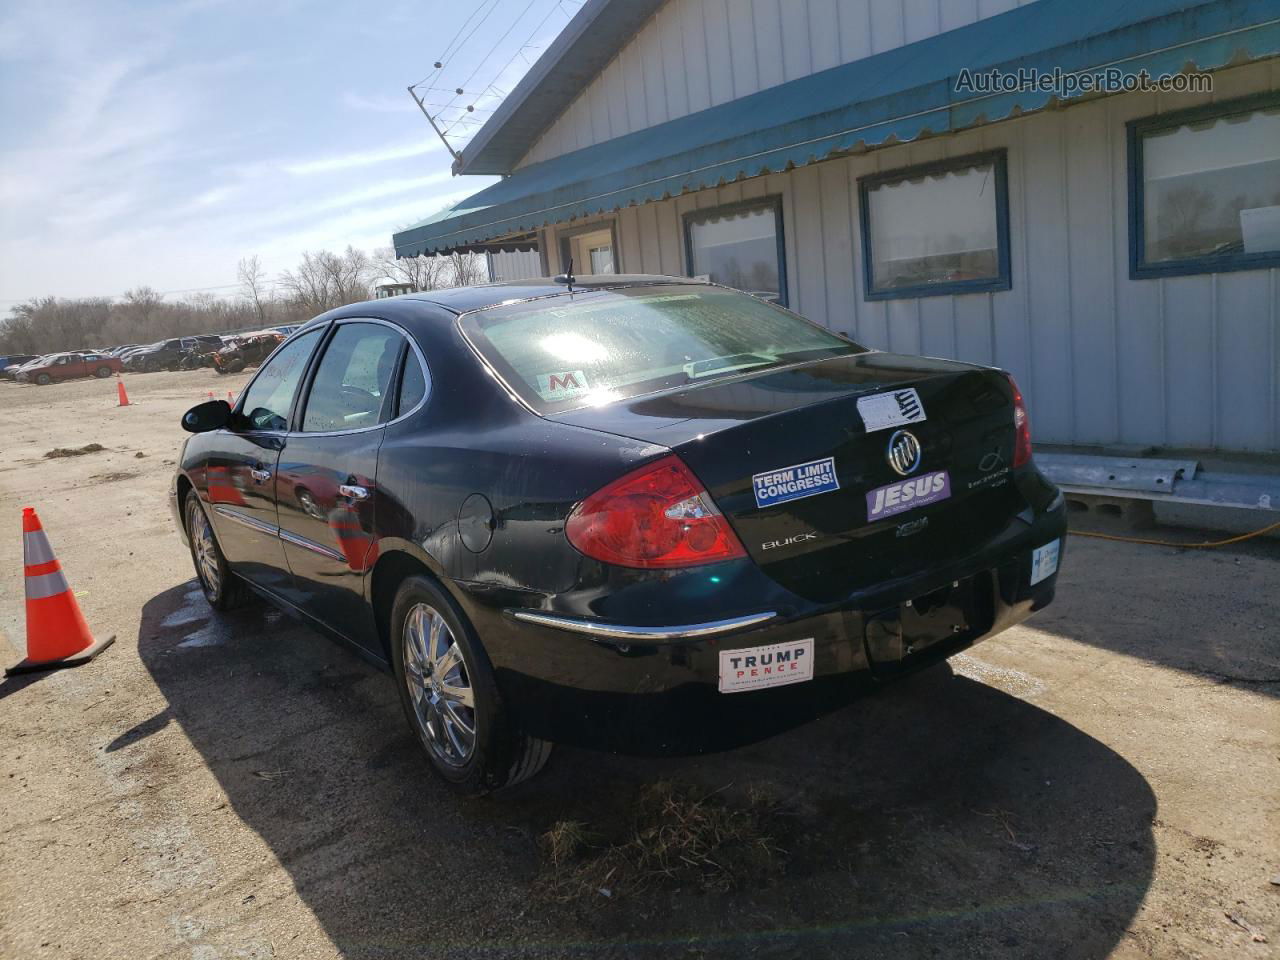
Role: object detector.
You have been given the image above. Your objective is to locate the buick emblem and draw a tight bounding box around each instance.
[886,429,921,477]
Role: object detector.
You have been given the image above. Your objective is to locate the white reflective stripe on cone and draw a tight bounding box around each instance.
[23,530,56,565]
[26,569,70,600]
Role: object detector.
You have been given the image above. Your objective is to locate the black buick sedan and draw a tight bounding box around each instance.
[172,276,1066,793]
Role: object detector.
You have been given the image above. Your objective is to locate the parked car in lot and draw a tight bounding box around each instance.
[125,336,223,372]
[178,338,228,370]
[17,351,122,384]
[172,276,1066,793]
[0,354,40,378]
[211,332,284,374]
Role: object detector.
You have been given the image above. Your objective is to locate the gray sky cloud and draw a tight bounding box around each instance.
[0,0,529,304]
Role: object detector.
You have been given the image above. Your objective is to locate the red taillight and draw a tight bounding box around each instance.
[1006,374,1032,467]
[565,455,747,569]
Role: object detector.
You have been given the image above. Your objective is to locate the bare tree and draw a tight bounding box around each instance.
[278,247,374,315]
[322,246,374,305]
[1157,186,1215,258]
[372,247,452,291]
[446,251,487,287]
[0,244,483,355]
[237,255,269,326]
[277,252,333,315]
[0,293,258,354]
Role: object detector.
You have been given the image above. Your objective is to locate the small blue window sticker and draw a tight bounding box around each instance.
[752,457,840,509]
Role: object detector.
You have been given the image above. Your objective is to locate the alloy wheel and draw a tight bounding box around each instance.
[187,498,220,597]
[402,602,477,767]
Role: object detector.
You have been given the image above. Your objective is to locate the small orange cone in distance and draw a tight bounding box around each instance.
[6,508,115,676]
[116,379,130,406]
[227,391,233,402]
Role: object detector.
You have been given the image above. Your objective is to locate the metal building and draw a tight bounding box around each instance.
[393,0,1280,483]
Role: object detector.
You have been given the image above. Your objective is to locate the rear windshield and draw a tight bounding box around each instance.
[460,284,865,413]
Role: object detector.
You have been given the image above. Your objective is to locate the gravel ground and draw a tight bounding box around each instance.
[0,370,1276,960]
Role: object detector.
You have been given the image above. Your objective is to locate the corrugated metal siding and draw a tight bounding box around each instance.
[540,61,1280,452]
[518,0,1036,169]
[486,249,545,282]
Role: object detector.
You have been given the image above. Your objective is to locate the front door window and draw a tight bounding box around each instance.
[237,329,321,431]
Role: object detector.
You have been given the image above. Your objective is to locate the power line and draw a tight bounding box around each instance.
[472,1,570,105]
[454,0,541,95]
[440,0,499,72]
[410,0,584,154]
[409,0,500,89]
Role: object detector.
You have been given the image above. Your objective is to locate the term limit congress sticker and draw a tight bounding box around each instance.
[752,457,840,509]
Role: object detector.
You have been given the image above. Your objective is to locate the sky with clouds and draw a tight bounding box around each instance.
[0,0,576,306]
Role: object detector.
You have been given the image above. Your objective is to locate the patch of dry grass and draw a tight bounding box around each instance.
[538,781,787,901]
[44,443,105,459]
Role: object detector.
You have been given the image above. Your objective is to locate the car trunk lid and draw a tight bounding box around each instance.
[551,352,1023,603]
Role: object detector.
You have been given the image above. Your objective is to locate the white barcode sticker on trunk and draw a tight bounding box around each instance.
[719,639,814,693]
[857,388,927,432]
[1030,539,1061,585]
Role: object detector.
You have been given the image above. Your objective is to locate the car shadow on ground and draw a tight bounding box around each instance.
[132,581,1156,959]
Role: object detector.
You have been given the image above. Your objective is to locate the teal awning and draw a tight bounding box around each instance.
[394,0,1280,258]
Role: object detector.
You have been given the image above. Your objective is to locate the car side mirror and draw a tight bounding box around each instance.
[181,399,231,433]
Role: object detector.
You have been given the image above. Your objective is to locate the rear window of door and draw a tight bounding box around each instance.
[300,322,403,432]
[238,328,322,431]
[396,348,428,415]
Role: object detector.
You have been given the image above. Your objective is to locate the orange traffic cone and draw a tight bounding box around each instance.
[116,378,131,406]
[5,508,114,675]
[227,391,233,402]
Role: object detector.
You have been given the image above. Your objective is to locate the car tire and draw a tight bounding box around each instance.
[35,373,51,385]
[95,366,112,378]
[390,575,551,794]
[143,358,157,373]
[226,359,246,374]
[184,491,252,610]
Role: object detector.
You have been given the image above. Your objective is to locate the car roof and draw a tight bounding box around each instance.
[395,274,701,315]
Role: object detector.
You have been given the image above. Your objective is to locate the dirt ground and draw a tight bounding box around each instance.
[0,370,1276,960]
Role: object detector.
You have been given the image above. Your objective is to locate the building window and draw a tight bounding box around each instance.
[1129,92,1280,279]
[858,150,1011,300]
[683,197,787,305]
[558,222,617,275]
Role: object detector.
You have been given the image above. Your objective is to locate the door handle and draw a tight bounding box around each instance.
[339,484,369,501]
[249,467,272,484]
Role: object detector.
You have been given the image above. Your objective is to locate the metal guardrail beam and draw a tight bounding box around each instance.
[1036,452,1278,512]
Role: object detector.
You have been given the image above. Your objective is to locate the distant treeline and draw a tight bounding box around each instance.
[0,247,485,355]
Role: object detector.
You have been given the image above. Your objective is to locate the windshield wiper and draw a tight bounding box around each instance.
[683,353,777,379]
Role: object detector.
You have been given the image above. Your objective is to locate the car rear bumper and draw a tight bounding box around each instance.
[472,502,1067,754]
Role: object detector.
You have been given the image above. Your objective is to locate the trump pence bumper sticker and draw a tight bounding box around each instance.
[719,638,815,693]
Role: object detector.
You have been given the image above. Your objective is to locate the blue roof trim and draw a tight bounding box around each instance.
[395,0,1280,258]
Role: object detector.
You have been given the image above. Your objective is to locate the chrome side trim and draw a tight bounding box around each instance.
[508,610,777,641]
[279,528,347,564]
[213,505,279,536]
